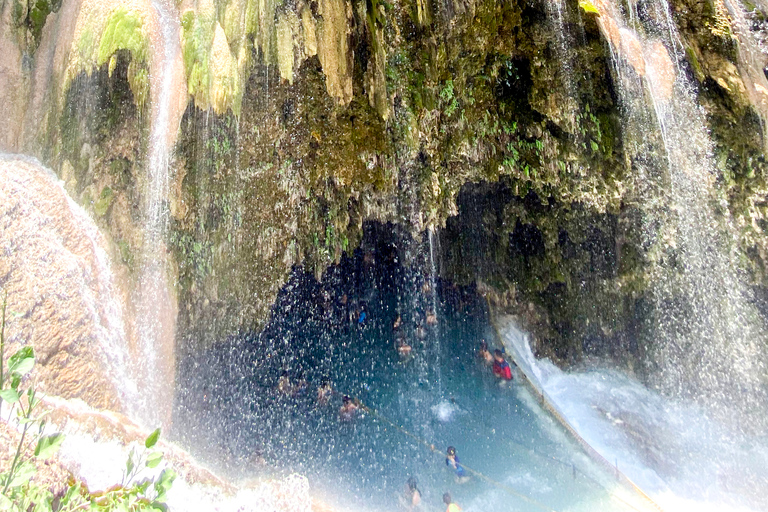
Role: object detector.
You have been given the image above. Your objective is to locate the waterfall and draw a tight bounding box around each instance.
[594,0,768,427]
[427,226,442,393]
[721,0,768,151]
[134,0,182,428]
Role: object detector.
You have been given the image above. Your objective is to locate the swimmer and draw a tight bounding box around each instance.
[400,476,421,511]
[317,379,333,406]
[277,370,293,395]
[397,338,413,358]
[443,492,461,512]
[293,371,309,397]
[415,323,427,340]
[492,349,513,381]
[445,446,470,483]
[339,395,360,421]
[478,340,493,365]
[393,314,402,330]
[426,310,437,326]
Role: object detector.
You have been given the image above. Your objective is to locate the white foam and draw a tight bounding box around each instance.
[431,398,462,422]
[497,315,768,512]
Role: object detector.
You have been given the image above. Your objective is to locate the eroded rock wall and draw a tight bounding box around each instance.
[1,0,767,370]
[0,156,132,411]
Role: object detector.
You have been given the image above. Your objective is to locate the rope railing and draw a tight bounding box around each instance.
[344,390,659,512]
[349,394,561,512]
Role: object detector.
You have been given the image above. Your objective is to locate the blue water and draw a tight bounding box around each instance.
[175,258,653,512]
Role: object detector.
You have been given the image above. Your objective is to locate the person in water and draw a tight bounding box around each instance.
[293,371,309,397]
[317,379,333,406]
[445,446,469,483]
[400,476,421,511]
[426,309,438,326]
[492,349,513,381]
[397,337,413,358]
[478,340,493,365]
[339,395,360,421]
[443,492,461,512]
[415,322,427,340]
[277,370,293,395]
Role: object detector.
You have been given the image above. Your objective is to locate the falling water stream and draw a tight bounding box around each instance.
[134,0,182,428]
[595,0,768,425]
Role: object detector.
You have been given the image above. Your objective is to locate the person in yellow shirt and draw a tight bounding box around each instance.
[443,492,461,512]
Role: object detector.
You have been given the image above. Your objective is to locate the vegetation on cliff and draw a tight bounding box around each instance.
[5,0,767,365]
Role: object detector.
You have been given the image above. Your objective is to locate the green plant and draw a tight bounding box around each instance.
[0,293,176,511]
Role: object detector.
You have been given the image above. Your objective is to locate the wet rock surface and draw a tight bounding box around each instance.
[0,156,126,410]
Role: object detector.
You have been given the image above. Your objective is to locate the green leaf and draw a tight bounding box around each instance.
[0,388,20,403]
[60,483,82,507]
[126,452,135,476]
[8,346,35,377]
[145,451,162,468]
[7,461,37,488]
[154,468,176,497]
[0,492,13,508]
[35,433,65,459]
[144,428,160,449]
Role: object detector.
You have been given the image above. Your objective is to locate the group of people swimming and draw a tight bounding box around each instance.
[275,370,365,422]
[403,475,462,512]
[392,307,440,359]
[399,341,515,511]
[274,308,514,511]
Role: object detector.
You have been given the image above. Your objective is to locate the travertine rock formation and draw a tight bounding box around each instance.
[0,156,130,411]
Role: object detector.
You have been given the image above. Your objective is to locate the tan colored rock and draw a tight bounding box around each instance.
[619,28,646,77]
[300,4,318,58]
[646,40,675,101]
[210,20,240,111]
[317,0,353,105]
[0,156,130,411]
[277,10,301,84]
[0,5,25,152]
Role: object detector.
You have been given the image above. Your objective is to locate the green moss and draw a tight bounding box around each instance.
[181,10,215,108]
[685,46,705,82]
[97,9,147,66]
[117,240,134,267]
[10,0,62,52]
[93,186,114,217]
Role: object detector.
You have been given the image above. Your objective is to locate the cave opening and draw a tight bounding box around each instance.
[173,220,635,511]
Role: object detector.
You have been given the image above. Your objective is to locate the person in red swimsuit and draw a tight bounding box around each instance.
[492,349,512,381]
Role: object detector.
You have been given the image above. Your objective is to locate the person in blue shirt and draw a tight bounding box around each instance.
[445,446,470,483]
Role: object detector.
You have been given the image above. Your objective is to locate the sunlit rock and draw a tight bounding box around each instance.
[0,156,132,411]
[645,40,675,101]
[317,0,354,105]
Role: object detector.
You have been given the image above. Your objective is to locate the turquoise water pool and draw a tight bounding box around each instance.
[175,258,654,512]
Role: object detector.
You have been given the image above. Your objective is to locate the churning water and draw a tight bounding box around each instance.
[499,316,768,512]
[593,0,768,425]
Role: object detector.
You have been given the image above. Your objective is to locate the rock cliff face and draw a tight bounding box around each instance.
[0,0,766,378]
[0,156,133,411]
